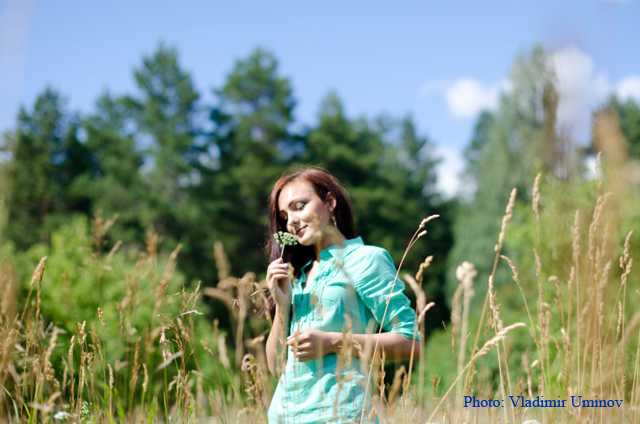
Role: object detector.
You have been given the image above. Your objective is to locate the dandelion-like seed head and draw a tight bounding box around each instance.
[274,231,298,248]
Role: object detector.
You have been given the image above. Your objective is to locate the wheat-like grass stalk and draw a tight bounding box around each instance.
[359,215,439,423]
[426,323,526,424]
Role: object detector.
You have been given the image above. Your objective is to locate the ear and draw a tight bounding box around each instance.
[326,192,337,212]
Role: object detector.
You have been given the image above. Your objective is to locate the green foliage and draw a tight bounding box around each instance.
[14,216,221,410]
[79,92,150,243]
[430,45,640,405]
[591,95,640,159]
[3,43,451,352]
[18,216,175,346]
[2,41,640,424]
[204,47,299,278]
[122,44,208,285]
[6,88,93,249]
[445,45,582,310]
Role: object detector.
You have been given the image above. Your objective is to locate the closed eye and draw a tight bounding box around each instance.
[278,197,309,221]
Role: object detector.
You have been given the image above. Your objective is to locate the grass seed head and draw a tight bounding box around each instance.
[419,214,440,229]
[273,231,298,248]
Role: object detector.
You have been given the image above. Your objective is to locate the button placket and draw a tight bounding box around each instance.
[312,264,325,321]
[312,260,340,321]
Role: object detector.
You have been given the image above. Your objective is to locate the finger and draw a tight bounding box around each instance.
[296,352,314,362]
[290,344,309,354]
[267,267,287,277]
[268,268,288,279]
[287,331,305,343]
[268,261,288,270]
[289,341,311,350]
[287,336,304,346]
[287,338,311,350]
[287,331,300,345]
[269,269,289,279]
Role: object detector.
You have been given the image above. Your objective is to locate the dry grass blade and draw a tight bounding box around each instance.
[415,255,433,285]
[155,351,184,372]
[213,241,231,281]
[202,288,235,310]
[21,256,47,325]
[404,273,426,314]
[426,323,526,424]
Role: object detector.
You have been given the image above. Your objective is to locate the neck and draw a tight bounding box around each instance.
[313,226,347,259]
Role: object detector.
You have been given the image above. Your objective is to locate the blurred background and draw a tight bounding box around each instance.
[1,0,640,405]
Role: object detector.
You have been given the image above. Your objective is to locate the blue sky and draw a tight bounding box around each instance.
[1,0,639,196]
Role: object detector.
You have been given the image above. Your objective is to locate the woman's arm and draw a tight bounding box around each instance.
[266,304,291,377]
[351,332,421,361]
[287,329,420,362]
[265,258,294,377]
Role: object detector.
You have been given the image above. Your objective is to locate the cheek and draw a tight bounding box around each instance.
[306,205,330,226]
[315,209,331,226]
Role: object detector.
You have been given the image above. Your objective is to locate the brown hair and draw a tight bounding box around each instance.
[263,166,357,315]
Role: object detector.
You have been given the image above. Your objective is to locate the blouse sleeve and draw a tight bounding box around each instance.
[353,247,420,340]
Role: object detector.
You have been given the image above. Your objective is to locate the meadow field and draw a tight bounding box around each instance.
[1,153,638,423]
[2,38,640,423]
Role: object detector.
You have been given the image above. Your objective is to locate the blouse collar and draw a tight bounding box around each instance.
[298,236,364,282]
[319,236,363,260]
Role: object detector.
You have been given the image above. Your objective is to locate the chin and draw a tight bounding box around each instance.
[298,237,315,247]
[297,233,317,247]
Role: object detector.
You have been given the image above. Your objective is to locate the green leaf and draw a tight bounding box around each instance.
[114,387,126,424]
[147,399,156,424]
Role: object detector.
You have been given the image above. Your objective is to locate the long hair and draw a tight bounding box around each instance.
[263,166,357,315]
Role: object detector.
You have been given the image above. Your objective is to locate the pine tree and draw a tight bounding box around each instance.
[6,87,93,249]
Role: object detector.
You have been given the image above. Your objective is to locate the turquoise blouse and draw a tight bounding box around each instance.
[267,237,419,424]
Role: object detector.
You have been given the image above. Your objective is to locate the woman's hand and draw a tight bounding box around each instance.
[287,329,338,362]
[266,258,293,308]
[287,330,421,363]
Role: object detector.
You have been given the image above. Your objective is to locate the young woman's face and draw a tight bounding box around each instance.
[277,179,335,246]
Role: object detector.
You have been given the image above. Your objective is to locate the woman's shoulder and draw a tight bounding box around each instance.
[352,243,386,255]
[345,242,391,266]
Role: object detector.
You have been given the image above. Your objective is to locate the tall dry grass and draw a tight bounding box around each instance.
[0,117,638,423]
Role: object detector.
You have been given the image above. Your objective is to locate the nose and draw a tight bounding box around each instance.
[287,212,299,228]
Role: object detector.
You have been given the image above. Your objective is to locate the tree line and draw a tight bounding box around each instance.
[0,44,453,334]
[2,43,639,337]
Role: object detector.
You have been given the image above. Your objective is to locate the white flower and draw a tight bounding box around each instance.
[54,411,72,420]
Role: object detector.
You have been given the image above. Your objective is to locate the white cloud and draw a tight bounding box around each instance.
[616,76,640,101]
[420,78,504,119]
[420,46,640,198]
[550,46,600,127]
[434,144,464,199]
[421,46,640,131]
[444,79,502,118]
[549,46,640,142]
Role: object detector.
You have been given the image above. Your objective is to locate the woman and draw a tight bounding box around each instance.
[265,167,420,424]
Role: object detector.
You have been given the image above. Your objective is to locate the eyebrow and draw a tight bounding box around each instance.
[278,197,307,217]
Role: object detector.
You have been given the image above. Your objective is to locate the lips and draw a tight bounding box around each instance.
[296,226,307,236]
